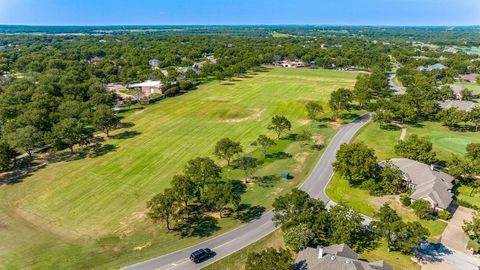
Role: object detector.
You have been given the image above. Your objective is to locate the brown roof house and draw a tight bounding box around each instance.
[386,158,455,210]
[462,73,479,83]
[295,244,393,270]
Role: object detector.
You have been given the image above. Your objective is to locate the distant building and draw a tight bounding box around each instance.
[462,73,479,83]
[439,100,477,112]
[89,56,103,64]
[383,158,454,210]
[443,47,459,54]
[274,59,306,68]
[417,63,447,71]
[128,80,163,96]
[295,244,393,270]
[448,84,466,100]
[106,83,126,92]
[149,59,160,69]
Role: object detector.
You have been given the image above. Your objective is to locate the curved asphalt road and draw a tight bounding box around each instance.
[122,114,372,270]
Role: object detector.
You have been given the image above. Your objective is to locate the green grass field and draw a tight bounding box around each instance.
[0,67,359,269]
[454,82,480,94]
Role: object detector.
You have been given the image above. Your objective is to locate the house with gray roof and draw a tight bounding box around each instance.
[295,244,393,270]
[439,100,476,112]
[417,63,447,71]
[387,158,454,210]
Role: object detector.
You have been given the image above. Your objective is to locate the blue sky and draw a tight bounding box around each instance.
[0,0,479,26]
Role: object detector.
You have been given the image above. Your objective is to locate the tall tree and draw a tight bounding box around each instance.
[328,88,353,118]
[49,118,92,153]
[370,203,402,251]
[147,188,180,231]
[268,115,291,139]
[284,224,315,252]
[204,181,241,218]
[0,139,15,171]
[328,204,365,249]
[245,248,293,270]
[171,174,196,207]
[411,199,431,219]
[214,138,243,166]
[333,142,378,183]
[92,104,120,137]
[233,156,258,181]
[183,157,221,198]
[251,135,275,157]
[353,73,372,107]
[5,125,43,158]
[468,107,480,132]
[394,134,437,164]
[464,212,480,244]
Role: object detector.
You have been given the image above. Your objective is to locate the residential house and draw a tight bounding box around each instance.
[448,84,465,100]
[106,83,126,92]
[89,56,103,64]
[149,59,160,69]
[443,47,459,54]
[386,158,454,210]
[128,80,163,96]
[295,244,393,270]
[439,100,476,112]
[277,59,306,68]
[462,73,479,83]
[417,63,447,71]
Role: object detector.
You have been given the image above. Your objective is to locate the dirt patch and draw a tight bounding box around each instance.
[271,187,283,196]
[207,98,230,103]
[134,109,145,115]
[116,210,148,238]
[328,120,342,130]
[367,195,397,211]
[221,108,264,123]
[296,119,312,126]
[312,135,326,146]
[133,242,151,251]
[293,152,310,173]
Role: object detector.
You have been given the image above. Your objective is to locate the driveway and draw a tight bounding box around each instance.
[441,206,474,253]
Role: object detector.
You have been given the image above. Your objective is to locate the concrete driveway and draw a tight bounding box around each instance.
[441,206,474,253]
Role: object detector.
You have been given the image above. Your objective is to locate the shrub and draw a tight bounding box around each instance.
[438,210,451,220]
[400,194,411,206]
[411,199,431,219]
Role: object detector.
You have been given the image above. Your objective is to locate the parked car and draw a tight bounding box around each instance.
[190,248,214,263]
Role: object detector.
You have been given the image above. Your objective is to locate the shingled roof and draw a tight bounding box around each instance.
[389,158,454,209]
[295,244,393,270]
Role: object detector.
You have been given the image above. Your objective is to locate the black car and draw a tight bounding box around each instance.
[190,248,214,263]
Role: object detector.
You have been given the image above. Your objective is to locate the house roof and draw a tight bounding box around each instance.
[129,80,162,88]
[448,84,465,94]
[389,158,454,209]
[295,245,392,270]
[439,100,476,112]
[417,63,447,71]
[462,73,479,81]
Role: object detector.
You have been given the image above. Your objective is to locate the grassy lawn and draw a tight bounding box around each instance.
[453,82,480,94]
[360,240,420,270]
[204,230,286,270]
[0,67,359,269]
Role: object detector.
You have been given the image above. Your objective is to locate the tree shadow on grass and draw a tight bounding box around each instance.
[178,213,220,238]
[267,151,292,159]
[379,124,401,131]
[111,130,141,140]
[234,204,266,223]
[252,175,281,187]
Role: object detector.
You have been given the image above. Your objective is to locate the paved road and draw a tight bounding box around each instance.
[387,73,404,95]
[122,114,372,270]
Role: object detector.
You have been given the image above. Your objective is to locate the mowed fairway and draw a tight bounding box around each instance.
[0,67,358,268]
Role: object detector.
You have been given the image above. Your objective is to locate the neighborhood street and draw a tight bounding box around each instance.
[122,114,372,270]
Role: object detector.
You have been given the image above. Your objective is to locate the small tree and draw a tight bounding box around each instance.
[233,156,258,182]
[305,101,323,120]
[329,204,365,249]
[284,224,315,252]
[0,140,15,172]
[469,107,480,132]
[245,248,293,270]
[438,210,451,220]
[371,203,402,251]
[214,138,243,166]
[411,199,431,219]
[463,212,480,242]
[460,88,474,101]
[251,135,275,157]
[297,129,312,147]
[147,188,180,231]
[268,115,291,139]
[93,104,120,137]
[400,194,411,206]
[437,107,466,128]
[467,143,480,160]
